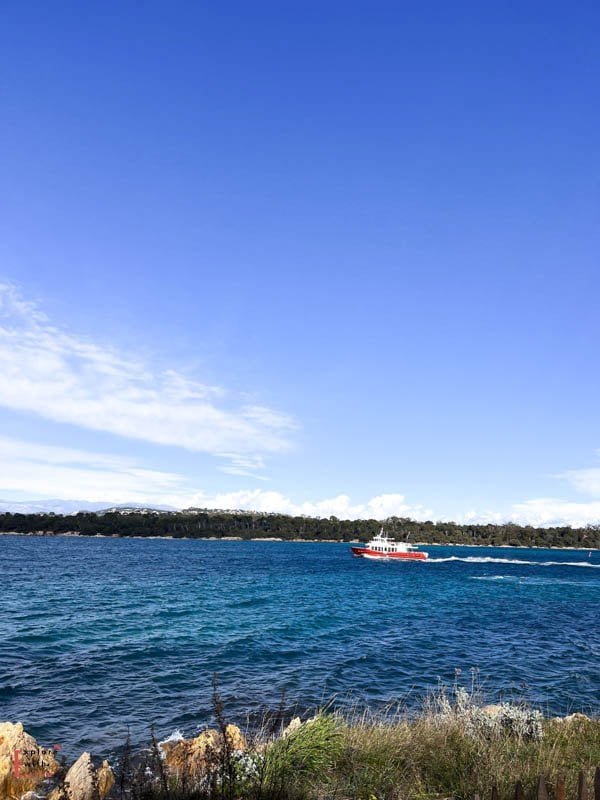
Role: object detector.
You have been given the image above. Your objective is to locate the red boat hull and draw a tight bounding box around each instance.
[351,546,427,560]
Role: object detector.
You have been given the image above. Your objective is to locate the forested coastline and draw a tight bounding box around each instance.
[1,508,599,548]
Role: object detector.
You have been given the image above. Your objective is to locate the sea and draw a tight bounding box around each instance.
[1,535,598,756]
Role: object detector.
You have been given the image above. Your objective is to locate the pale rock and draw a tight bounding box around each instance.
[162,724,246,776]
[48,752,113,800]
[96,762,114,800]
[0,721,60,799]
[281,717,302,737]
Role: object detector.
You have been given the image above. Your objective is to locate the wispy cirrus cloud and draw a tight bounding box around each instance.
[0,436,187,505]
[560,452,600,497]
[218,454,268,479]
[0,283,297,473]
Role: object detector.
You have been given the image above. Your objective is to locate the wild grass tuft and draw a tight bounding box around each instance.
[262,714,343,800]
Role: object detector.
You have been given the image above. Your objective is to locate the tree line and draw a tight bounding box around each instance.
[0,509,598,548]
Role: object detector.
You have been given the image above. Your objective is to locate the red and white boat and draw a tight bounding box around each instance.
[351,529,428,561]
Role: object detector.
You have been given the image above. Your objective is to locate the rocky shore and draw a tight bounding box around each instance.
[1,701,598,800]
[0,722,113,800]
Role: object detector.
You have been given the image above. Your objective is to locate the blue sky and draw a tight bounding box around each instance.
[1,2,599,524]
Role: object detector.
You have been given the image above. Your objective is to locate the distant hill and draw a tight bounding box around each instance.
[0,499,174,514]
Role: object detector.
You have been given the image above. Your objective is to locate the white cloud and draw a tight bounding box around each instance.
[552,450,600,498]
[508,498,600,528]
[0,436,432,519]
[0,436,187,505]
[0,283,296,472]
[460,452,600,527]
[561,468,600,497]
[218,453,269,480]
[463,498,600,528]
[190,490,433,520]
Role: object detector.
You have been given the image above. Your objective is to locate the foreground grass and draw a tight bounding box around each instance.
[115,693,600,800]
[333,713,599,800]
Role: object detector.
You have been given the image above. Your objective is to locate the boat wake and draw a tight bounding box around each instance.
[425,555,599,568]
[470,575,597,586]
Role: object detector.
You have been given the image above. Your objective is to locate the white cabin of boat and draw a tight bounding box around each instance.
[366,529,414,553]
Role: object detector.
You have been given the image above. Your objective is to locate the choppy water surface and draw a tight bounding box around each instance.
[1,536,598,755]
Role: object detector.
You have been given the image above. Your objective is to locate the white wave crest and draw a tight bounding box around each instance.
[158,729,185,746]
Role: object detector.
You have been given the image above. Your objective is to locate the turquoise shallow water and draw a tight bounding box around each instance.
[0,536,599,755]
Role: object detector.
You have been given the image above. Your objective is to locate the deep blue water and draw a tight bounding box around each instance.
[1,536,599,756]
